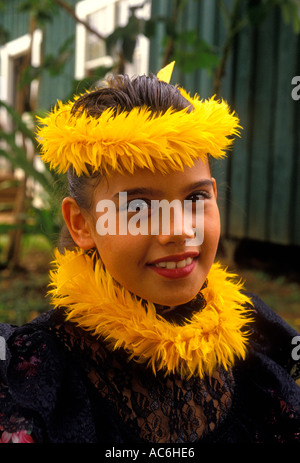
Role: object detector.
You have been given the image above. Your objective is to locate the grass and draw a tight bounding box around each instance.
[236,268,300,332]
[0,234,53,325]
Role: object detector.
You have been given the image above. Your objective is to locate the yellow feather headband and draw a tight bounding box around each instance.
[36,62,241,177]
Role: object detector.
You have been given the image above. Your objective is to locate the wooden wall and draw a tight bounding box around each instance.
[150,0,300,247]
[0,0,76,109]
[1,0,299,246]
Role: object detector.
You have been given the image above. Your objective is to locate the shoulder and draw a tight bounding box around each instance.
[0,311,97,443]
[245,292,299,379]
[0,311,68,383]
[199,292,300,443]
[0,310,62,374]
[227,292,300,442]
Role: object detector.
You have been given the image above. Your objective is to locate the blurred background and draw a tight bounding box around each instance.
[0,0,299,329]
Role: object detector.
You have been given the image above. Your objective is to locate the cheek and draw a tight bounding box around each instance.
[93,233,146,277]
[94,235,124,264]
[203,205,220,245]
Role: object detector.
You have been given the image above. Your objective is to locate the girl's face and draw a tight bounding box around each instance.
[87,159,220,308]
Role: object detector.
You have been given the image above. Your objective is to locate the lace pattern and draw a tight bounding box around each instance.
[52,320,235,443]
[1,296,299,443]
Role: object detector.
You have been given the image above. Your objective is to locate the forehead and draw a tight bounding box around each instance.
[99,159,212,197]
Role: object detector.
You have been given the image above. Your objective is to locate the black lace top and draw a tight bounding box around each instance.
[0,293,299,443]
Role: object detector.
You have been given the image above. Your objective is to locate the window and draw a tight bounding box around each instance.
[0,29,42,131]
[0,29,44,266]
[0,30,43,177]
[75,0,151,80]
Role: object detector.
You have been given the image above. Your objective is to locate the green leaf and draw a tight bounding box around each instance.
[106,14,144,63]
[18,65,41,88]
[122,36,137,63]
[0,140,53,194]
[0,223,24,234]
[246,3,269,26]
[18,0,59,24]
[106,27,124,55]
[0,24,9,45]
[144,18,156,38]
[173,32,219,73]
[0,101,36,143]
[280,1,300,33]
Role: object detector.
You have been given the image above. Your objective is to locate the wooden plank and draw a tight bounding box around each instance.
[196,0,216,98]
[227,25,254,239]
[292,99,300,245]
[180,0,199,95]
[0,0,29,42]
[148,0,168,74]
[291,34,300,246]
[269,18,298,245]
[38,0,77,109]
[247,12,277,241]
[211,1,234,234]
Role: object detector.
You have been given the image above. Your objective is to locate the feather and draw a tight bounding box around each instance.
[48,248,253,379]
[36,92,241,177]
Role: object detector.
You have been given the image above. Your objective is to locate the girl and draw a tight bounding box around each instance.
[0,63,299,443]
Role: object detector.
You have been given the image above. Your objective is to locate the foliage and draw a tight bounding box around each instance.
[0,101,64,250]
[106,8,143,63]
[20,36,75,87]
[0,270,49,324]
[149,0,300,93]
[171,31,219,74]
[18,0,60,25]
[0,102,53,192]
[0,235,52,324]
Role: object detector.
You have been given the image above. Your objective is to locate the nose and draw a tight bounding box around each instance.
[153,200,196,246]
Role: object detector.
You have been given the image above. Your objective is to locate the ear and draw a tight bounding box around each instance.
[211,177,218,200]
[61,197,96,250]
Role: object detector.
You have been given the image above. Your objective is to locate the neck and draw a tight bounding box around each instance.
[48,248,254,379]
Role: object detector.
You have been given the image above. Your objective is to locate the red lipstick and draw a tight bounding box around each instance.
[148,251,199,265]
[147,252,199,279]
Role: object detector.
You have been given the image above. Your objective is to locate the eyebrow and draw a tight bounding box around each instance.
[112,187,163,199]
[112,180,214,199]
[184,180,214,193]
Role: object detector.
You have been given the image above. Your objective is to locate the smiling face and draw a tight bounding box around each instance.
[80,159,221,308]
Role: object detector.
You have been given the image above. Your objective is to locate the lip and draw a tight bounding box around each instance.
[148,251,199,265]
[147,252,199,280]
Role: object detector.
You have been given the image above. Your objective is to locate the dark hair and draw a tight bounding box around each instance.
[59,73,194,251]
[71,74,193,117]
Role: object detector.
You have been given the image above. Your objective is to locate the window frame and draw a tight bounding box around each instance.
[0,29,43,131]
[75,0,151,80]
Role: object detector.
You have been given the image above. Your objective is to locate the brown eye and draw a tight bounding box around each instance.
[127,199,149,213]
[188,191,211,202]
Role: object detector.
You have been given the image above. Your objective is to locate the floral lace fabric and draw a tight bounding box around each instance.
[0,293,299,443]
[52,319,234,443]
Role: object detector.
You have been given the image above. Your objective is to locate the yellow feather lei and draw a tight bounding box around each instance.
[36,90,240,177]
[48,248,253,379]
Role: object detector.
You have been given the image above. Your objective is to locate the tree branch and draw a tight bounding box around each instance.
[52,0,106,42]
